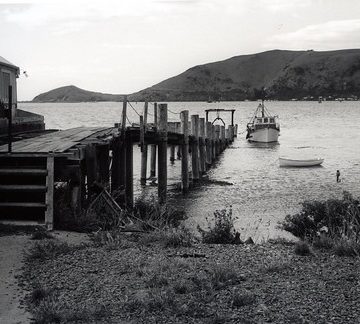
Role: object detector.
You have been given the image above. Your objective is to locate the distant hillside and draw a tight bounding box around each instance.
[128,49,360,101]
[33,49,360,102]
[32,85,124,103]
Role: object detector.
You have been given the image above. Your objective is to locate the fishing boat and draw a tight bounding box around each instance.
[246,101,280,143]
[279,157,324,167]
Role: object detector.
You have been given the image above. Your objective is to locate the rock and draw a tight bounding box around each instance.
[244,237,254,244]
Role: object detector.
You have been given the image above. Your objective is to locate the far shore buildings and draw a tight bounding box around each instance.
[0,56,44,135]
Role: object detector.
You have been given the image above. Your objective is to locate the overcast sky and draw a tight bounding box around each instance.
[1,0,360,100]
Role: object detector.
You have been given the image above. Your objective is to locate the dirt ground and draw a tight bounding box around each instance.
[0,235,32,324]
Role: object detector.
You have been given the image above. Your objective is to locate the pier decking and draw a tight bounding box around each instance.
[0,103,238,230]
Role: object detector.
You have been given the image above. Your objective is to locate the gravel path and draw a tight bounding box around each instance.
[0,235,32,324]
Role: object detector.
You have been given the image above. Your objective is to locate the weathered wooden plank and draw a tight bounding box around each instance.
[45,155,54,230]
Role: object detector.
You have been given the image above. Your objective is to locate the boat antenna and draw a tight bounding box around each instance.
[261,87,266,117]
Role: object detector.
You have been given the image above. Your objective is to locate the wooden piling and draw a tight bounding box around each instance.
[150,103,158,178]
[158,104,168,204]
[206,121,212,168]
[180,110,189,193]
[170,145,175,163]
[85,143,98,191]
[220,126,226,151]
[111,136,121,193]
[199,118,206,174]
[191,115,200,181]
[125,131,133,208]
[119,97,127,205]
[234,124,238,137]
[97,143,110,186]
[45,155,54,230]
[215,125,220,156]
[141,102,148,185]
[211,124,216,162]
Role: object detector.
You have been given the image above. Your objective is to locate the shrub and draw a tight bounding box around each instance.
[312,235,334,250]
[294,241,312,256]
[280,192,360,243]
[198,208,237,244]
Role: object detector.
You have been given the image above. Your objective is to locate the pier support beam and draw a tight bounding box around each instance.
[215,125,220,156]
[206,121,212,168]
[150,103,157,178]
[181,110,189,193]
[140,102,148,185]
[118,97,128,206]
[199,118,206,174]
[158,104,168,204]
[191,115,200,182]
[125,131,133,208]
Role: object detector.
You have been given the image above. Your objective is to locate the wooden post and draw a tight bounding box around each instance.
[97,143,110,186]
[211,124,216,162]
[150,103,157,178]
[125,131,133,208]
[7,85,12,153]
[220,126,225,151]
[215,125,220,156]
[111,136,121,192]
[45,155,54,230]
[180,110,189,193]
[158,104,168,204]
[175,122,181,160]
[119,97,127,206]
[170,145,175,163]
[234,124,238,137]
[191,115,200,181]
[140,102,148,185]
[85,143,98,191]
[199,118,206,174]
[206,121,212,168]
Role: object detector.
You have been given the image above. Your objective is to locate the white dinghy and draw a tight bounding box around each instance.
[279,157,324,167]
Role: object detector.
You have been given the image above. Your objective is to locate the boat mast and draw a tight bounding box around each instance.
[261,99,264,117]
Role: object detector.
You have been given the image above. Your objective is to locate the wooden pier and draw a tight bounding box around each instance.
[0,102,237,230]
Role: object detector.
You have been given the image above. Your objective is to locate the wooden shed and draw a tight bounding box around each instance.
[0,56,44,135]
[0,56,19,119]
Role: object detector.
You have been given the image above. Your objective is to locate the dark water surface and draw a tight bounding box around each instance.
[21,101,360,240]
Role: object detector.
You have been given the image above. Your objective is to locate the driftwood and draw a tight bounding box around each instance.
[168,253,206,258]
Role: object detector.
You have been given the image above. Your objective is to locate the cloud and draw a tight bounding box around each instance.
[265,19,360,50]
[259,0,312,12]
[1,0,205,31]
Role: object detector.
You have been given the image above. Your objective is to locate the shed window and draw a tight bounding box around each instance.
[270,118,274,123]
[264,118,268,123]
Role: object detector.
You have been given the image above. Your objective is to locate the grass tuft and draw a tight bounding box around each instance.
[231,291,257,307]
[294,241,312,256]
[27,239,76,261]
[334,239,359,257]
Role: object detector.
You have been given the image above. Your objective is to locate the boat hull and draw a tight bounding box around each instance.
[279,158,324,167]
[248,128,279,143]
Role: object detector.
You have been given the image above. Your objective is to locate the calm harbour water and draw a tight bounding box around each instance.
[20,101,360,240]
